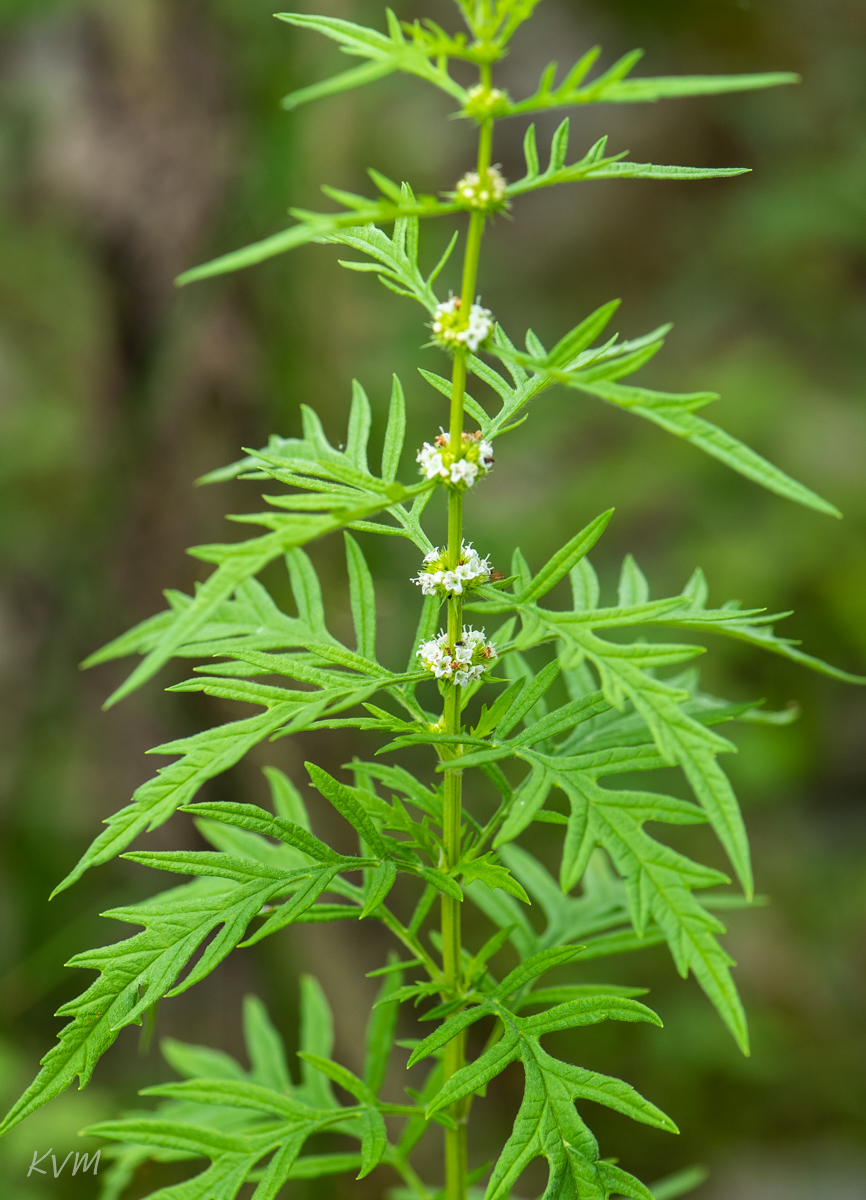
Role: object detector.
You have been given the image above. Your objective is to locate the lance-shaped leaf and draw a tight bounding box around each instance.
[487,316,839,517]
[470,510,614,614]
[418,997,671,1200]
[470,845,660,961]
[649,1165,711,1199]
[243,995,292,1093]
[526,753,748,1053]
[381,375,407,482]
[344,533,377,661]
[364,961,404,1095]
[276,11,467,112]
[0,873,277,1135]
[507,120,749,200]
[90,398,428,706]
[52,701,305,896]
[81,980,394,1197]
[505,47,797,116]
[658,595,866,685]
[81,576,311,669]
[2,840,401,1138]
[177,189,458,286]
[466,675,749,1051]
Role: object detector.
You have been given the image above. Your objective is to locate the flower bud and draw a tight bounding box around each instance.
[455,167,508,212]
[464,83,511,121]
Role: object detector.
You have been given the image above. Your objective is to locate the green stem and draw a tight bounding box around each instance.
[441,100,493,1200]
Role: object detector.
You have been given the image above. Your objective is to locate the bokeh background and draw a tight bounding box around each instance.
[1,0,865,1196]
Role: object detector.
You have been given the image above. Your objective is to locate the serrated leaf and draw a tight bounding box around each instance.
[52,704,301,896]
[358,1107,387,1178]
[306,763,391,857]
[649,1165,711,1199]
[422,999,671,1200]
[460,855,530,903]
[618,554,650,606]
[243,996,292,1093]
[0,875,286,1135]
[497,660,561,737]
[298,976,336,1108]
[495,764,554,845]
[344,533,377,660]
[495,945,586,998]
[381,375,406,482]
[263,766,311,828]
[160,1037,246,1082]
[281,59,398,111]
[363,960,403,1095]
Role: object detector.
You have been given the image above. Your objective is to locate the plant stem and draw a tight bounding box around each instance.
[440,100,493,1200]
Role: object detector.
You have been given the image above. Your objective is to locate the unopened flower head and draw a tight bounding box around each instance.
[412,541,492,597]
[430,296,494,353]
[455,167,508,212]
[464,83,511,121]
[417,626,498,687]
[416,429,495,490]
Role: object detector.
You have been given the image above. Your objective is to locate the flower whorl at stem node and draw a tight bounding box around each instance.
[416,430,495,489]
[455,166,508,212]
[412,542,491,597]
[430,296,494,353]
[464,83,511,121]
[417,627,498,686]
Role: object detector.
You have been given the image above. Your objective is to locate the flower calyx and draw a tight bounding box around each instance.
[417,430,495,489]
[412,542,492,597]
[464,83,511,122]
[417,627,498,687]
[454,166,508,213]
[431,296,494,353]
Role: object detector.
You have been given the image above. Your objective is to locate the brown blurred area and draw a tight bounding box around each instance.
[0,0,865,1196]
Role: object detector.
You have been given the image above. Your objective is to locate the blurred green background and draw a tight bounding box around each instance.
[1,0,865,1196]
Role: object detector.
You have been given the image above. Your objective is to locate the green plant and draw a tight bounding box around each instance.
[3,2,862,1198]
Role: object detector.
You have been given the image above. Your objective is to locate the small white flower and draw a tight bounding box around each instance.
[416,430,495,490]
[430,297,494,354]
[450,458,479,486]
[416,626,498,686]
[411,541,492,597]
[416,442,449,481]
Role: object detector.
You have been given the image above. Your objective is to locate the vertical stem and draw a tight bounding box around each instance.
[440,95,494,1200]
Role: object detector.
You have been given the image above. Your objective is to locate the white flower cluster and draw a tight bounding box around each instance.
[417,627,498,686]
[431,296,494,353]
[416,430,495,489]
[412,542,491,597]
[464,83,510,120]
[455,167,507,211]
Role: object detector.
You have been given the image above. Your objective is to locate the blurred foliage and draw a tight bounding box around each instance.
[0,0,864,1196]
